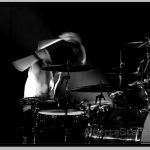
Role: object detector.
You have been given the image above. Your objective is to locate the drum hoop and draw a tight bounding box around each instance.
[38,109,84,116]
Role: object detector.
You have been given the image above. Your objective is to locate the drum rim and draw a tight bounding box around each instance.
[38,109,85,116]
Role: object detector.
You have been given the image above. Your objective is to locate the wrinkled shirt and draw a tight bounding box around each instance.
[23,63,61,111]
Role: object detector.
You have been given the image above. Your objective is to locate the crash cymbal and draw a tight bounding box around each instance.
[70,83,119,92]
[42,64,94,72]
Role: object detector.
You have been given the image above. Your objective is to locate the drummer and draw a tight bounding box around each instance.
[13,32,87,143]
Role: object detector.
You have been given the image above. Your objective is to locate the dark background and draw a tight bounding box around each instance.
[0,2,150,144]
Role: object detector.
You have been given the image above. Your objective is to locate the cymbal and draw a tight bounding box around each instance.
[138,42,150,48]
[107,71,139,76]
[40,99,56,104]
[38,109,84,116]
[107,68,127,73]
[42,64,94,72]
[70,83,119,92]
[106,68,139,75]
[126,39,150,48]
[126,41,143,48]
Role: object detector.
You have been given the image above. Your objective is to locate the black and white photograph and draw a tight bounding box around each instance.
[0,1,150,146]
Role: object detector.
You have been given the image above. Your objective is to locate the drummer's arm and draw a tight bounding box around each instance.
[12,48,49,72]
[48,72,62,99]
[53,72,62,95]
[31,48,52,71]
[22,64,41,112]
[12,54,39,72]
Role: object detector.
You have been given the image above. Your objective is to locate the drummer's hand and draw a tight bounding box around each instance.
[59,32,82,44]
[35,48,52,63]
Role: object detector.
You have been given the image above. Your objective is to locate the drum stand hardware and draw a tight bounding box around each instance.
[143,37,150,85]
[137,37,150,110]
[95,92,105,106]
[30,98,40,144]
[19,97,40,144]
[61,61,72,143]
[95,81,108,106]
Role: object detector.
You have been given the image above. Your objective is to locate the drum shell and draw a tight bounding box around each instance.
[110,84,149,109]
[125,84,149,109]
[89,104,112,125]
[37,109,88,143]
[84,107,148,144]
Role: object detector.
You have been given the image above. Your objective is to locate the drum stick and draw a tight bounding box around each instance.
[12,39,63,72]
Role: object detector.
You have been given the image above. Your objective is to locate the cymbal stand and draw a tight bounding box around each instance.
[144,37,150,82]
[64,72,71,115]
[92,81,106,138]
[143,37,150,109]
[61,61,72,143]
[119,49,125,87]
[93,92,105,142]
[95,81,106,105]
[30,97,40,144]
[95,92,105,106]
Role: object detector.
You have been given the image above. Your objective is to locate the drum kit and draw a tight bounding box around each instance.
[19,37,150,144]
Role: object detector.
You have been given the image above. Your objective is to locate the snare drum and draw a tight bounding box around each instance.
[37,109,88,143]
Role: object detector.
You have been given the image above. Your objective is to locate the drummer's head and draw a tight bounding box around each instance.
[48,43,86,65]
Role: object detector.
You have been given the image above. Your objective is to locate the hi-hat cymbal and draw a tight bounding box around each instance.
[70,83,120,92]
[107,68,128,73]
[138,42,150,48]
[40,99,56,104]
[107,71,139,76]
[106,68,139,76]
[42,64,94,72]
[126,41,144,48]
[126,38,150,48]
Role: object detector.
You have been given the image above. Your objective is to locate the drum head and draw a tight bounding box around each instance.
[38,109,84,116]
